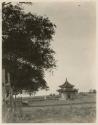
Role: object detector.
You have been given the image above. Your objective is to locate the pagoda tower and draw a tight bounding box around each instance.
[57,78,78,100]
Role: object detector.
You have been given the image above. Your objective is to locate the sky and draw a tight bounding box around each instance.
[22,0,96,95]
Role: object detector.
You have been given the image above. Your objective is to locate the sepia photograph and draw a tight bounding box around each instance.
[2,0,96,123]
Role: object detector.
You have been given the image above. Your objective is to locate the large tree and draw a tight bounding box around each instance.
[2,2,56,94]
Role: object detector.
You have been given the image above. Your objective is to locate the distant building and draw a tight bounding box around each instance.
[57,78,78,100]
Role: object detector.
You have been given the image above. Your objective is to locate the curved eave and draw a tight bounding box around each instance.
[59,84,74,88]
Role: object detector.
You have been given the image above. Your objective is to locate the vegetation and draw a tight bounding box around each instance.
[2,2,56,94]
[7,93,96,123]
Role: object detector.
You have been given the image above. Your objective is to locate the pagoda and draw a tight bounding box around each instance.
[57,78,78,100]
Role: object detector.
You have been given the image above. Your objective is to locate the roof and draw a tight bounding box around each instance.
[59,78,74,88]
[57,88,78,93]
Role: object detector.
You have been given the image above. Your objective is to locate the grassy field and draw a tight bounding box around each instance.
[6,93,96,123]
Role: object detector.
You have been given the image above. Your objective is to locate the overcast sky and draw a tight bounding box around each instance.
[22,0,96,95]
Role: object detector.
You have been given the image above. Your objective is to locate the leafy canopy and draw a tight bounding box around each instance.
[2,2,56,93]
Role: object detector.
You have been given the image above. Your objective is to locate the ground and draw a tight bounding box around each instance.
[4,93,96,123]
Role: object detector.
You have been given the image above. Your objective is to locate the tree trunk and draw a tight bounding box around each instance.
[21,90,22,104]
[14,93,17,108]
[15,94,16,101]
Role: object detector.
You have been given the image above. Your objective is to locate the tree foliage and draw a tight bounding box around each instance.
[2,2,56,93]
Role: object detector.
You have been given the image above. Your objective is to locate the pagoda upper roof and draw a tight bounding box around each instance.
[59,78,74,88]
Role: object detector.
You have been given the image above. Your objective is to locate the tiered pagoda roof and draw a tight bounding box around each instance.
[57,78,78,93]
[59,78,74,88]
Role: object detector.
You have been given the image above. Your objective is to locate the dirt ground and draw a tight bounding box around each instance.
[4,93,96,123]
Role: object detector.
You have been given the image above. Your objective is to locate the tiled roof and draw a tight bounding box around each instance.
[59,78,74,88]
[57,88,78,93]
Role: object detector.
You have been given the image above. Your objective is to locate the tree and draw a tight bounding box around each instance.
[2,2,56,95]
